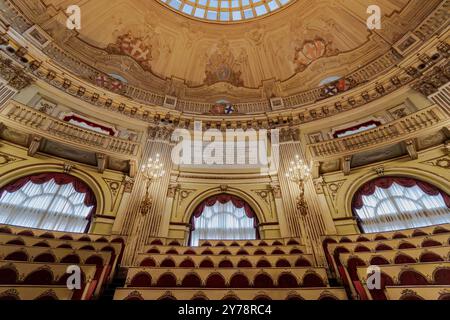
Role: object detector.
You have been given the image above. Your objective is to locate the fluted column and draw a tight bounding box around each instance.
[120,126,174,265]
[278,134,332,265]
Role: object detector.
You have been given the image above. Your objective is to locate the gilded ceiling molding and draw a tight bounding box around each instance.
[3,0,448,105]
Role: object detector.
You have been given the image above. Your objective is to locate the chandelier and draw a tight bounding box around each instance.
[140,154,165,215]
[286,155,312,216]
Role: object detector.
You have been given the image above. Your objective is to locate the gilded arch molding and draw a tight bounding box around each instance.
[0,162,107,215]
[182,186,267,227]
[337,166,450,217]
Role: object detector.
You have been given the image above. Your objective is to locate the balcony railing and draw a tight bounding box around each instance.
[0,101,140,159]
[308,104,449,160]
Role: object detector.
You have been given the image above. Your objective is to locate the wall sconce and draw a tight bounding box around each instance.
[286,155,312,216]
[140,154,165,215]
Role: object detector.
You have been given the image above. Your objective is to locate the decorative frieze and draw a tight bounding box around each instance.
[0,151,25,166]
[422,156,450,169]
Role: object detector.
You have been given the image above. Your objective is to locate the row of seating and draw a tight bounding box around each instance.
[114,288,348,301]
[144,245,306,256]
[326,234,450,276]
[0,286,76,300]
[355,262,450,299]
[382,286,450,300]
[147,238,302,247]
[137,253,314,268]
[0,224,125,244]
[0,261,97,300]
[0,225,125,300]
[3,222,449,300]
[322,224,450,243]
[322,223,450,300]
[125,267,328,288]
[115,238,347,300]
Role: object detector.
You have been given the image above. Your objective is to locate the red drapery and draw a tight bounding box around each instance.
[63,115,117,137]
[0,173,96,207]
[333,120,382,138]
[352,176,450,209]
[191,194,258,230]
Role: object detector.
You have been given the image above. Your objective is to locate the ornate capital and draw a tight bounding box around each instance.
[122,176,135,193]
[147,126,174,142]
[0,57,33,90]
[412,61,450,96]
[270,184,282,198]
[167,184,179,198]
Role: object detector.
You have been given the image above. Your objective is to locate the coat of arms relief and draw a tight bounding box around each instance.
[105,15,170,73]
[289,18,340,73]
[204,39,246,87]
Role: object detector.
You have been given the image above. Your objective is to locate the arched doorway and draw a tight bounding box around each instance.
[189,193,259,246]
[352,176,450,233]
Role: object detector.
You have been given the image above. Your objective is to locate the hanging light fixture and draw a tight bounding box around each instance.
[286,155,312,216]
[140,154,165,215]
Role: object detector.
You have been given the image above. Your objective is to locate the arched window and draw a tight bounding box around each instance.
[352,177,450,233]
[190,194,258,246]
[0,173,96,233]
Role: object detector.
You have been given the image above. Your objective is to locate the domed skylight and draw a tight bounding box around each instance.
[159,0,292,22]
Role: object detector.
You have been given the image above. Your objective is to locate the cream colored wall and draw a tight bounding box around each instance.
[0,141,128,234]
[319,145,450,235]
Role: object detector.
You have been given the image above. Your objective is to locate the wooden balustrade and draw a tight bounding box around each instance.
[0,101,140,158]
[307,104,448,160]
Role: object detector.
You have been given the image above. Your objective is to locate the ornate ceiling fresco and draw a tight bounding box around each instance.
[7,0,444,104]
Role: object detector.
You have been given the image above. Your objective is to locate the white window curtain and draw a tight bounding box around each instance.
[355,183,450,233]
[190,200,256,246]
[0,180,93,233]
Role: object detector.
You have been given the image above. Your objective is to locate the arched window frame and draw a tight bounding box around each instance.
[352,176,450,233]
[0,173,96,233]
[189,193,259,246]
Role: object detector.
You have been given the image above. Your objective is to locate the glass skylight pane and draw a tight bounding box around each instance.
[207,10,218,19]
[232,11,242,20]
[231,0,239,8]
[198,0,207,5]
[220,11,230,20]
[169,0,182,9]
[279,0,289,4]
[221,1,229,8]
[243,8,253,18]
[255,5,267,15]
[241,0,250,6]
[209,0,218,7]
[194,7,205,17]
[182,4,194,14]
[268,0,278,11]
